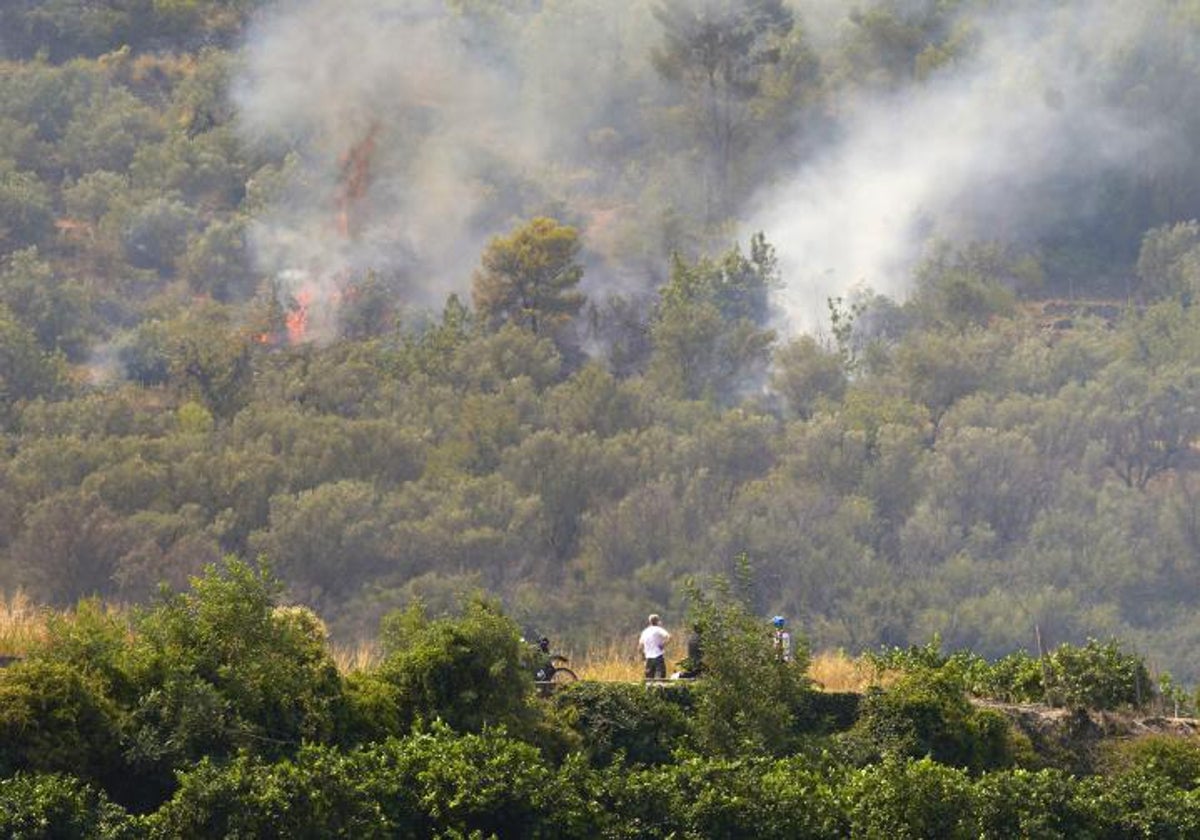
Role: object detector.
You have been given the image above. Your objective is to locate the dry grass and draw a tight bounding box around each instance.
[808,650,889,693]
[0,596,895,697]
[572,638,644,682]
[572,645,894,690]
[330,639,380,673]
[0,590,47,656]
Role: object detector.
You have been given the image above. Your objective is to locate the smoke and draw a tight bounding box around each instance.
[234,0,1197,342]
[751,0,1181,333]
[232,0,660,339]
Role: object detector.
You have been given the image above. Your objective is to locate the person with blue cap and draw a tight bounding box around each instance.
[771,615,793,663]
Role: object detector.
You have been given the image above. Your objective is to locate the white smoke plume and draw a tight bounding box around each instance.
[752,0,1180,334]
[234,0,1196,341]
[232,0,660,339]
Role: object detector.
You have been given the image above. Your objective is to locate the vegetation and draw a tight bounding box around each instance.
[0,564,1196,836]
[1,0,1200,683]
[6,0,1200,828]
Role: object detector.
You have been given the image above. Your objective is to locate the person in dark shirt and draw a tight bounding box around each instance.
[676,622,704,679]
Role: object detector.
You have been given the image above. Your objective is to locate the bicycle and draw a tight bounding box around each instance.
[532,637,578,684]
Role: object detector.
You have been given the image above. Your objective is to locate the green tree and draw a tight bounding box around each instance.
[0,247,95,360]
[1136,220,1200,302]
[0,164,52,251]
[376,595,537,736]
[126,559,344,778]
[472,216,586,348]
[647,236,778,402]
[0,773,132,840]
[0,301,67,423]
[652,0,794,219]
[771,335,847,419]
[164,302,254,419]
[179,216,257,300]
[1087,358,1200,489]
[685,566,812,757]
[59,86,163,176]
[908,241,1028,331]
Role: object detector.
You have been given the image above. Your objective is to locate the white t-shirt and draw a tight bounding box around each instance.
[639,625,670,658]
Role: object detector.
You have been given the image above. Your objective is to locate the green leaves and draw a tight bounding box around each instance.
[472,217,586,350]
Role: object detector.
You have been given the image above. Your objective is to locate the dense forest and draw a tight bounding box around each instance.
[7,0,1200,692]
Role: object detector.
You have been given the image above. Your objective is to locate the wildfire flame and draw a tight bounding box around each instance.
[286,289,313,344]
[262,125,381,349]
[335,123,380,239]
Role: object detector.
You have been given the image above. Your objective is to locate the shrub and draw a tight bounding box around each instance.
[32,599,137,704]
[1098,735,1200,791]
[684,570,814,757]
[549,681,689,766]
[376,596,536,736]
[974,768,1094,838]
[846,756,976,839]
[678,754,848,839]
[0,773,134,840]
[0,660,125,784]
[846,670,1016,772]
[149,726,584,839]
[146,747,407,839]
[964,650,1046,704]
[124,559,345,776]
[1078,769,1200,838]
[1046,638,1152,710]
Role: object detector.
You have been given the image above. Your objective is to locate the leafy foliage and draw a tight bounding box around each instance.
[376,596,537,736]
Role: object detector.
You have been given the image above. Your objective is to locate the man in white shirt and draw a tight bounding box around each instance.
[638,613,671,680]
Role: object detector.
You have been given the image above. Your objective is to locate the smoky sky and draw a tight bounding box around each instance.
[232,0,661,338]
[233,0,1200,339]
[754,0,1191,332]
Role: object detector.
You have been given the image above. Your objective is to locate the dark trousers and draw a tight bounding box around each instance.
[644,655,666,679]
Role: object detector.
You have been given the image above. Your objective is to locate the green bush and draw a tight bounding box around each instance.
[974,768,1094,839]
[146,747,409,839]
[549,681,689,767]
[866,637,1153,711]
[32,599,138,705]
[0,773,135,840]
[798,690,861,734]
[124,559,346,777]
[684,571,814,757]
[677,754,848,839]
[1046,639,1152,710]
[1078,769,1200,838]
[964,651,1046,705]
[335,669,405,746]
[376,596,536,736]
[149,727,587,840]
[591,762,689,840]
[846,670,1016,772]
[0,660,125,784]
[846,756,976,839]
[1098,734,1200,791]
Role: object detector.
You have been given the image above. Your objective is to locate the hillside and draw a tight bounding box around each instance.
[5,0,1200,691]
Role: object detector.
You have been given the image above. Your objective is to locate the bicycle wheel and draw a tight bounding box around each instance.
[550,667,578,683]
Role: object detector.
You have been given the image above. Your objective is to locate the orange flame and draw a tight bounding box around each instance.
[286,289,313,344]
[335,123,379,240]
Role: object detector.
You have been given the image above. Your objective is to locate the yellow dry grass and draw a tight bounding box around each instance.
[572,638,644,682]
[808,650,891,693]
[0,590,47,656]
[331,639,380,673]
[572,645,893,689]
[1,595,893,697]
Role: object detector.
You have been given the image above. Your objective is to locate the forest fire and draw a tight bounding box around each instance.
[335,123,379,240]
[258,125,380,349]
[286,288,313,344]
